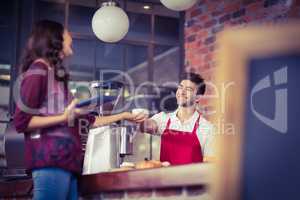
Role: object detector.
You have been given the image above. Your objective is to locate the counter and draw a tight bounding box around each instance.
[0,163,213,199]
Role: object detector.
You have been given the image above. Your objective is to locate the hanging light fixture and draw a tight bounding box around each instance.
[92,1,129,43]
[160,0,198,11]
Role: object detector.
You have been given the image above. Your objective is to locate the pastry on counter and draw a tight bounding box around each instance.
[110,160,170,172]
[135,159,170,169]
[110,162,135,172]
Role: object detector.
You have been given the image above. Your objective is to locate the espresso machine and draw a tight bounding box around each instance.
[82,124,135,174]
[82,81,135,174]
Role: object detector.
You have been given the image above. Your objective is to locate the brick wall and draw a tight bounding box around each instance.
[184,0,300,100]
[80,185,208,200]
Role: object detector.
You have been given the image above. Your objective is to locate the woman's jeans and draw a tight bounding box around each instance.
[32,167,78,200]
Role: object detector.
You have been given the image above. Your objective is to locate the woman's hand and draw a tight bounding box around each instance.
[25,99,90,132]
[122,111,148,123]
[63,99,94,121]
[92,111,148,128]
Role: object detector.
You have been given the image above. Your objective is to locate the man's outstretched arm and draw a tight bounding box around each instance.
[139,119,159,135]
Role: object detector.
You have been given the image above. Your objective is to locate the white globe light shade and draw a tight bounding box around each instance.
[160,0,198,11]
[92,2,129,43]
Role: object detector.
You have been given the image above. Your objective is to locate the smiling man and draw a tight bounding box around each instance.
[139,72,215,165]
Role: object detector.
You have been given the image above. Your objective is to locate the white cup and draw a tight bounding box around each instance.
[132,108,149,117]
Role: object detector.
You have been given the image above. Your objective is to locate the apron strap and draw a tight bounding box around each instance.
[191,113,202,133]
[165,118,171,130]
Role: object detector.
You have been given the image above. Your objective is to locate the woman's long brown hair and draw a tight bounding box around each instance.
[20,20,69,82]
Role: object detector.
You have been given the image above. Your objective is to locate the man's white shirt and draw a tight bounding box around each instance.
[150,110,215,158]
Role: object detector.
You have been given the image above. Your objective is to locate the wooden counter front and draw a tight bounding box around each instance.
[79,163,213,195]
[0,163,213,198]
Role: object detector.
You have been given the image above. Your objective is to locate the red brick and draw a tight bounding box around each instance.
[190,63,203,71]
[190,24,202,33]
[190,55,203,65]
[185,11,191,20]
[247,1,263,12]
[191,8,202,18]
[186,66,197,73]
[196,30,209,40]
[243,0,258,6]
[224,1,241,13]
[219,13,231,23]
[204,36,216,45]
[198,14,211,22]
[197,0,206,7]
[209,45,215,52]
[295,0,300,6]
[197,97,209,105]
[196,40,203,48]
[212,9,223,17]
[243,15,252,22]
[186,34,196,43]
[204,53,213,62]
[197,47,209,55]
[185,42,198,50]
[186,19,195,27]
[232,8,246,18]
[207,1,218,12]
[188,54,195,63]
[289,5,300,17]
[254,11,266,20]
[211,25,224,34]
[204,19,217,28]
[184,43,189,50]
[203,63,211,70]
[264,0,280,8]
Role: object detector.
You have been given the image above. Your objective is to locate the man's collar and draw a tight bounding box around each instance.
[171,108,200,123]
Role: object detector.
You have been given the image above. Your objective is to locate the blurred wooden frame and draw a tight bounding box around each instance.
[211,21,300,200]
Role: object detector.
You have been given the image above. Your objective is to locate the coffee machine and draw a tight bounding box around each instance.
[82,124,135,174]
[82,81,135,174]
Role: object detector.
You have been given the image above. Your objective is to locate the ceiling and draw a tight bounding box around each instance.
[41,0,179,18]
[128,0,162,4]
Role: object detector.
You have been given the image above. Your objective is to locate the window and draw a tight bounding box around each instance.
[96,43,124,70]
[69,39,95,81]
[153,45,180,84]
[127,12,151,42]
[69,5,96,35]
[155,15,179,44]
[36,1,65,23]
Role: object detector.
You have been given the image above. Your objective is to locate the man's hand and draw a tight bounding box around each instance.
[139,119,159,134]
[122,112,148,123]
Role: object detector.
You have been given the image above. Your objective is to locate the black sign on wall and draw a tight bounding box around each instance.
[242,54,300,200]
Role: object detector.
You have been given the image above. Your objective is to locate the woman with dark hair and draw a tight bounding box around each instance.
[13,20,146,200]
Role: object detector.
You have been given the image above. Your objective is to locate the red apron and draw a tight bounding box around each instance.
[160,113,203,165]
